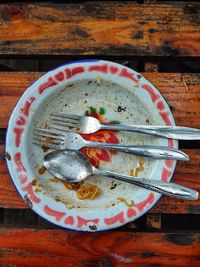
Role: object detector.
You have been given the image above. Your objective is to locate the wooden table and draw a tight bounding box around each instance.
[0,1,200,266]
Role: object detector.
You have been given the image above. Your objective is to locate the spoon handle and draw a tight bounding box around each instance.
[87,141,188,160]
[94,169,198,200]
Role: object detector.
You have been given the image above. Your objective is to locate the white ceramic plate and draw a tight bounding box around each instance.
[6,60,177,231]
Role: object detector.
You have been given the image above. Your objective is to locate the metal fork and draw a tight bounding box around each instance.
[50,113,200,140]
[33,128,189,160]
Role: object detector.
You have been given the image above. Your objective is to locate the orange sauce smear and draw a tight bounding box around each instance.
[117,197,134,207]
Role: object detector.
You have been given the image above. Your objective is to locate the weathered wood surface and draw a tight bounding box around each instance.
[1,72,200,128]
[0,3,200,56]
[1,144,200,213]
[0,228,199,267]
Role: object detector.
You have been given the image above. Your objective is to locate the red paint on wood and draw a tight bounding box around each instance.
[3,4,25,21]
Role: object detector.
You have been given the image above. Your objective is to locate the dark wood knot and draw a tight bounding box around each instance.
[2,4,26,21]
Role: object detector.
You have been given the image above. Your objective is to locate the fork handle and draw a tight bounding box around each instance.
[101,124,200,140]
[86,141,188,160]
[94,169,198,200]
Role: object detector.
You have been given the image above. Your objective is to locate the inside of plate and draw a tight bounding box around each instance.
[26,78,166,211]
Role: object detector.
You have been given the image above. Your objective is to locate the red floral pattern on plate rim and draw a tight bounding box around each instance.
[9,61,175,230]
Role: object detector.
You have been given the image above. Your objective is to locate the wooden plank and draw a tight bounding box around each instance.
[0,145,26,208]
[144,0,157,4]
[1,72,200,128]
[147,148,200,214]
[1,145,200,213]
[0,3,200,56]
[143,72,200,128]
[0,72,41,128]
[0,228,199,267]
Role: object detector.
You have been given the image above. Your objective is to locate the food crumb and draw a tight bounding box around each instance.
[5,152,11,161]
[129,169,134,176]
[135,157,144,177]
[38,165,46,175]
[96,76,101,85]
[42,122,48,129]
[117,197,135,207]
[110,181,117,190]
[31,179,37,186]
[89,224,97,231]
[41,145,49,152]
[35,188,41,193]
[54,196,61,202]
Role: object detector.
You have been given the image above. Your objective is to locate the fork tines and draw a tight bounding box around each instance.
[50,113,80,132]
[33,128,65,149]
[51,113,81,120]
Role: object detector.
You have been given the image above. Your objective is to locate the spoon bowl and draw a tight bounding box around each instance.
[44,149,93,182]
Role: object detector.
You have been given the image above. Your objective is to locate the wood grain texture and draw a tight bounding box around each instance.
[0,72,42,128]
[1,145,200,212]
[1,72,200,128]
[0,3,200,56]
[0,228,199,267]
[0,145,26,208]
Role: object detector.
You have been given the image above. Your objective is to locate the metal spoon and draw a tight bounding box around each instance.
[43,149,199,200]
